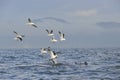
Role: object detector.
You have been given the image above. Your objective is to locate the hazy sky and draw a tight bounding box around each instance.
[0,0,120,48]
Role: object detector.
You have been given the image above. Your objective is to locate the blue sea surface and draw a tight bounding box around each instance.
[0,48,120,80]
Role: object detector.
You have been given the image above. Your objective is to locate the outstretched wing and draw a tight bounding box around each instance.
[50,30,53,34]
[28,18,32,22]
[18,37,23,41]
[13,31,18,35]
[63,33,65,38]
[32,24,37,28]
[53,51,57,56]
[58,31,61,35]
[46,29,49,33]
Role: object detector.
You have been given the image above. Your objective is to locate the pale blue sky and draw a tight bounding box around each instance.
[0,0,120,48]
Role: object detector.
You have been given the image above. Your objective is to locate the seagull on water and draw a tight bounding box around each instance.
[13,31,25,41]
[27,18,38,28]
[58,31,66,41]
[40,48,47,54]
[46,29,54,36]
[51,36,58,43]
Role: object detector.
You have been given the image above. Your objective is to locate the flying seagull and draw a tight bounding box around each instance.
[13,31,25,41]
[47,48,58,64]
[46,29,54,36]
[27,18,38,28]
[58,31,66,41]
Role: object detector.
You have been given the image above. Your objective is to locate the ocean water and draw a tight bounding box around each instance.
[0,48,120,80]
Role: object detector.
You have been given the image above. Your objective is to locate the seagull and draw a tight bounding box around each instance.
[13,31,25,41]
[51,36,58,43]
[47,47,57,59]
[47,48,58,64]
[46,29,54,36]
[27,18,37,28]
[40,48,47,54]
[58,31,66,41]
